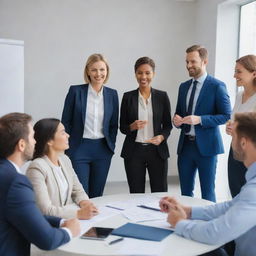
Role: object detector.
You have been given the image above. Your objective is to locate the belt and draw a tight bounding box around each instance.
[135,142,151,146]
[185,135,196,141]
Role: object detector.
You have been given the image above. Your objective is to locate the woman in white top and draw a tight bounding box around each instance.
[226,55,256,197]
[27,118,98,219]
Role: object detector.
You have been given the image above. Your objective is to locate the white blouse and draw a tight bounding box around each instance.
[52,165,69,204]
[231,90,256,119]
[135,91,154,143]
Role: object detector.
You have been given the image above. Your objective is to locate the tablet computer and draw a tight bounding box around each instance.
[80,227,114,240]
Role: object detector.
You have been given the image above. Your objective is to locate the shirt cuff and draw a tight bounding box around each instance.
[60,219,72,240]
[175,219,192,236]
[191,206,204,219]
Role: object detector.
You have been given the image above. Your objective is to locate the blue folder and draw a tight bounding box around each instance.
[111,223,173,241]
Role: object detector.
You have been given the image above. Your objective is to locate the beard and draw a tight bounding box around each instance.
[188,67,202,78]
[22,144,34,162]
[232,144,245,162]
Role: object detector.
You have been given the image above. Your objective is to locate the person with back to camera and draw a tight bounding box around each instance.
[61,54,119,198]
[226,55,256,197]
[0,112,80,256]
[27,118,98,219]
[120,56,172,193]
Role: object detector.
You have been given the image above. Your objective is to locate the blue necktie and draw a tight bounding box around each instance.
[184,80,198,133]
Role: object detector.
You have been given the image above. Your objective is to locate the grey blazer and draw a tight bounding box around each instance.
[26,154,89,218]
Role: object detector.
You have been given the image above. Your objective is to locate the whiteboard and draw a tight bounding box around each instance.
[0,39,24,116]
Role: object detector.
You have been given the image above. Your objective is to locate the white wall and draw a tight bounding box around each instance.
[0,0,244,190]
[0,39,24,115]
[0,0,197,181]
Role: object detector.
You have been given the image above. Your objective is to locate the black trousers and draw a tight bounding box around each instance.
[228,146,247,198]
[124,143,168,193]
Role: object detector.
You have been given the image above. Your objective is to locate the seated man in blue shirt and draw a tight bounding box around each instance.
[160,112,256,256]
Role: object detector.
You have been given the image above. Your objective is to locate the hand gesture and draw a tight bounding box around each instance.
[77,200,98,219]
[173,114,183,127]
[182,115,201,125]
[130,120,147,131]
[145,135,164,145]
[62,218,81,237]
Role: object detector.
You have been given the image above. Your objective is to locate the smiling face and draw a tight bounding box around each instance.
[87,61,107,87]
[48,123,69,153]
[234,62,256,87]
[135,64,155,89]
[186,51,207,79]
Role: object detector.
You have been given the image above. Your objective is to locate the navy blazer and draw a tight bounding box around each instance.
[61,84,119,157]
[120,88,172,160]
[175,75,231,156]
[0,159,70,256]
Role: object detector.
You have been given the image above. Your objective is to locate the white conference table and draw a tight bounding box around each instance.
[58,193,219,256]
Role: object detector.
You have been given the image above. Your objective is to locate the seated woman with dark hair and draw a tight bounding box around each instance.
[27,118,98,219]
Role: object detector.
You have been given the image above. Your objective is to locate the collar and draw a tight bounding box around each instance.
[8,160,21,174]
[193,72,207,84]
[138,90,151,101]
[88,83,103,96]
[245,162,256,181]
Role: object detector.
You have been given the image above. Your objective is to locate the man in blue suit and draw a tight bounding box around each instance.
[173,45,231,202]
[0,112,80,256]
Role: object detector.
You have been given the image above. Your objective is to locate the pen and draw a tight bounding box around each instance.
[137,205,161,212]
[108,237,124,245]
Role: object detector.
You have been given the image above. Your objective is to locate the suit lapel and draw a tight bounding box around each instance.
[103,87,110,128]
[81,84,88,125]
[195,75,209,111]
[182,80,193,114]
[133,89,139,120]
[43,156,65,206]
[58,157,71,205]
[151,88,157,136]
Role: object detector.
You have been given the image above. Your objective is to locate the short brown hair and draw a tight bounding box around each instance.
[236,55,256,86]
[84,53,110,84]
[0,112,32,158]
[134,57,155,72]
[186,45,208,60]
[234,112,256,146]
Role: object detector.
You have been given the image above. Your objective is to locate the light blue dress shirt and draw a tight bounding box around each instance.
[175,162,256,256]
[186,72,207,136]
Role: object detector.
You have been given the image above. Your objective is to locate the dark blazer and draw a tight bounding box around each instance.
[175,75,231,156]
[0,159,70,256]
[120,88,172,160]
[61,84,119,157]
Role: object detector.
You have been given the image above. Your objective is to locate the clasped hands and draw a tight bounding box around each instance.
[173,114,201,127]
[159,197,192,228]
[129,120,164,145]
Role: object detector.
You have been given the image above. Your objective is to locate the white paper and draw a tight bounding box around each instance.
[122,206,166,222]
[80,206,120,234]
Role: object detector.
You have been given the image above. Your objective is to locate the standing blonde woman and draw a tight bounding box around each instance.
[226,54,256,197]
[61,54,119,198]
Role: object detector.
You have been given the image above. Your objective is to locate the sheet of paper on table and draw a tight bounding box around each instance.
[122,206,166,222]
[80,206,120,234]
[105,195,162,211]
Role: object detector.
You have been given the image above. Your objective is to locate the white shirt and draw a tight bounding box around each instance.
[186,73,207,136]
[135,91,154,143]
[52,165,69,205]
[83,84,104,139]
[231,90,256,119]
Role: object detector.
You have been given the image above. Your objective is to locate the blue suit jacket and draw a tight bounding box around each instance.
[120,88,172,160]
[0,159,70,256]
[175,75,231,156]
[61,84,119,157]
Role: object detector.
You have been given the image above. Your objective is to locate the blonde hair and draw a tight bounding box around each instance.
[84,54,110,84]
[236,55,256,86]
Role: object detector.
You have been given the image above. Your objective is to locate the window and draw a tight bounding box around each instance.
[239,1,256,56]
